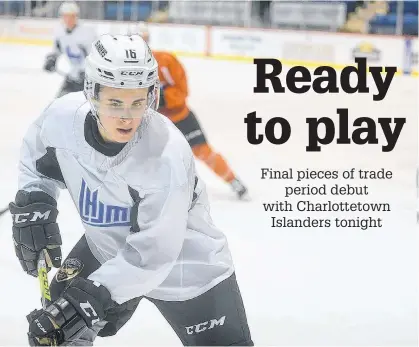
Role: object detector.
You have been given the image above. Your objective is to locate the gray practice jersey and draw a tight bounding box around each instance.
[52,23,97,81]
[17,92,234,304]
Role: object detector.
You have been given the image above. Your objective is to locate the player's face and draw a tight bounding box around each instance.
[97,86,148,143]
[62,13,77,30]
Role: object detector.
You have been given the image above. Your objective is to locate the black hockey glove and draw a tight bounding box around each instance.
[27,278,114,346]
[43,53,58,72]
[9,190,62,276]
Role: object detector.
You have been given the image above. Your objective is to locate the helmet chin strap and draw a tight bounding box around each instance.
[86,97,115,142]
[95,114,113,141]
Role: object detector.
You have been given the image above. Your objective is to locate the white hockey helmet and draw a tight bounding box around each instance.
[58,1,80,15]
[84,34,159,118]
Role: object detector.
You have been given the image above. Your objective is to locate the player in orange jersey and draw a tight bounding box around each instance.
[131,23,248,199]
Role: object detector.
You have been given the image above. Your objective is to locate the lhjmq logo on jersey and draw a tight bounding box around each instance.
[78,178,130,227]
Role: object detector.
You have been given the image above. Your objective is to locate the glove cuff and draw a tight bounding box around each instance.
[63,278,113,327]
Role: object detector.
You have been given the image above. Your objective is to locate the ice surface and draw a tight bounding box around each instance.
[0,43,417,346]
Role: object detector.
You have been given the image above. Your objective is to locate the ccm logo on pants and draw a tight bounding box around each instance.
[185,316,226,335]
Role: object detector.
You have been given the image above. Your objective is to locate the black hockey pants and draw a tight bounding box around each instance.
[49,235,254,346]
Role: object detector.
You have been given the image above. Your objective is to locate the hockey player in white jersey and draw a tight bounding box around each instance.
[43,1,97,98]
[10,34,253,346]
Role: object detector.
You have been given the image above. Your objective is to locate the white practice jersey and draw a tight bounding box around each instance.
[17,92,234,304]
[52,23,97,81]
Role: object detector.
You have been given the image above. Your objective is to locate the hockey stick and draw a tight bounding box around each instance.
[27,251,58,346]
[37,250,53,309]
[0,205,9,217]
[56,69,85,86]
[55,69,67,78]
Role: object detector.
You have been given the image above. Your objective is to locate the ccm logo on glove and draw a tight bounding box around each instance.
[80,301,100,325]
[13,209,52,224]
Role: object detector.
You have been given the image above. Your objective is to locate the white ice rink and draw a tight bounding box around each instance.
[0,43,418,346]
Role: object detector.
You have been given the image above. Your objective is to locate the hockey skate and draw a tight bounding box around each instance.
[230,178,250,200]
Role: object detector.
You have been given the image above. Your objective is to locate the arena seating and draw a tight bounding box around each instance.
[167,1,248,27]
[369,1,418,35]
[104,1,152,21]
